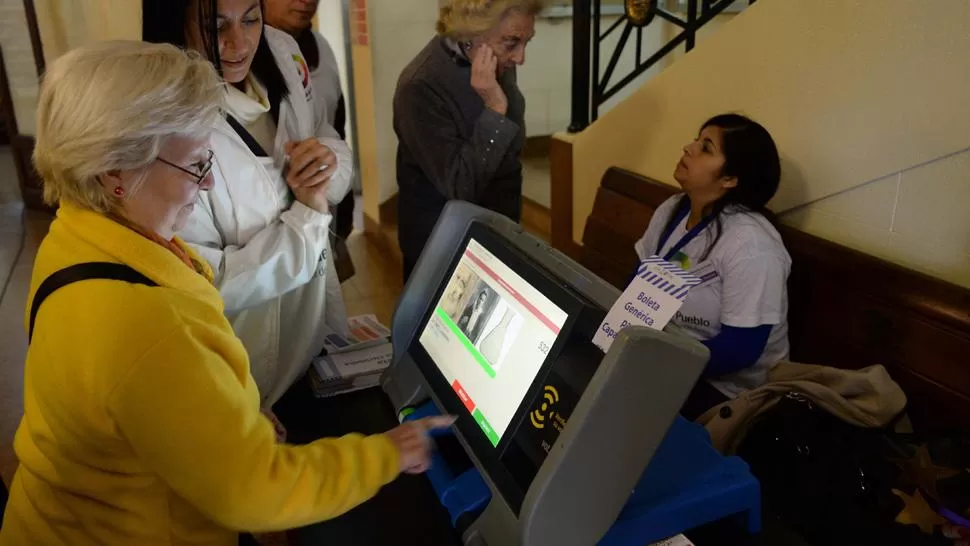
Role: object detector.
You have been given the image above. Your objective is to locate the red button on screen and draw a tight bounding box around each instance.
[452,380,476,412]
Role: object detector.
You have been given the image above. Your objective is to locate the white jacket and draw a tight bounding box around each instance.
[179,27,351,407]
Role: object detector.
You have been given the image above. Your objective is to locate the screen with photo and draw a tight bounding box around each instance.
[419,238,569,446]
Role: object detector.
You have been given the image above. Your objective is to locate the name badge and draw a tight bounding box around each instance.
[593,256,701,352]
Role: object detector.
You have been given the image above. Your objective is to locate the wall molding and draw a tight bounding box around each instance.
[378,192,397,227]
[549,136,581,260]
[522,135,551,159]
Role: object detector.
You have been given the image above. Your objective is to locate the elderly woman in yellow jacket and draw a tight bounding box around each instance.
[0,40,451,546]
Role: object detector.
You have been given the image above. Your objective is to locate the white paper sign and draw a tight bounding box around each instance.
[593,256,701,352]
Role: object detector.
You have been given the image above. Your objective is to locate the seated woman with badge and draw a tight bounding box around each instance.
[632,114,791,420]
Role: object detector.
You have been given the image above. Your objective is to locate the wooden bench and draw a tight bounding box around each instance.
[581,167,970,432]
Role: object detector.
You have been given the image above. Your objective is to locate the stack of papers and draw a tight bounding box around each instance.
[321,314,391,354]
[310,315,392,398]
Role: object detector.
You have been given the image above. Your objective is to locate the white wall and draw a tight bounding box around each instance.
[367,0,439,204]
[519,15,667,135]
[315,0,353,144]
[520,9,736,135]
[516,15,576,135]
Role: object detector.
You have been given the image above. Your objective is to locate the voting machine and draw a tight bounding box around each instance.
[381,202,741,546]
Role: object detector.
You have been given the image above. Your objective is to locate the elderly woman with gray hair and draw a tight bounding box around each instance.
[0,40,452,546]
[394,0,547,281]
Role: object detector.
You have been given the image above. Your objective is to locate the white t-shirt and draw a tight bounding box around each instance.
[635,195,792,397]
[310,31,343,132]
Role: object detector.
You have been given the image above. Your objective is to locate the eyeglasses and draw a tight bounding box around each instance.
[156,149,214,185]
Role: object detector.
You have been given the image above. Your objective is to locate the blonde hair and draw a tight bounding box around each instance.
[437,0,548,40]
[34,40,225,212]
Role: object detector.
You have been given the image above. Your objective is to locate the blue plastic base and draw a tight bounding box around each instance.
[404,402,491,527]
[406,401,760,544]
[598,417,761,545]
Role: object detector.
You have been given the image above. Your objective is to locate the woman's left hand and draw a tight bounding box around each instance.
[285,138,337,189]
[261,408,287,443]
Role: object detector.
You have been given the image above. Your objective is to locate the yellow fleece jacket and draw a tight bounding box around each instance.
[0,204,400,546]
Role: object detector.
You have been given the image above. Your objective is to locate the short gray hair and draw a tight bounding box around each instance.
[34,40,225,212]
[437,0,548,40]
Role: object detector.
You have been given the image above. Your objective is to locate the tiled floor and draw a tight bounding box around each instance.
[0,147,22,206]
[0,202,24,297]
[0,207,50,487]
[0,145,24,298]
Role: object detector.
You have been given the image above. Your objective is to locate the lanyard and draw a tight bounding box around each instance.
[656,206,715,262]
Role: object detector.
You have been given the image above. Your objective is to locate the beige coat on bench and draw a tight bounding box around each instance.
[698,362,908,454]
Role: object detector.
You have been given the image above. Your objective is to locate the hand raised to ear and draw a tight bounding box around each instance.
[470,44,508,116]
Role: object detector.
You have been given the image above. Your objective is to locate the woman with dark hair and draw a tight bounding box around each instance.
[633,114,791,420]
[142,0,353,420]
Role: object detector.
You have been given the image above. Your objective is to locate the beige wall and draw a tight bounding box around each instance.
[783,147,970,288]
[1,0,142,137]
[568,0,970,288]
[33,0,140,66]
[0,0,40,136]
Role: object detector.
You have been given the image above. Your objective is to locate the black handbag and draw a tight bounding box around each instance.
[737,392,963,546]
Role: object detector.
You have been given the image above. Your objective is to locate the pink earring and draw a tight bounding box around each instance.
[113,186,125,197]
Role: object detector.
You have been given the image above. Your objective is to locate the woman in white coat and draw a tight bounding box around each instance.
[143,0,351,421]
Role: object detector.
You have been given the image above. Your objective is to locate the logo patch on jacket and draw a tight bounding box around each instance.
[313,248,328,279]
[292,54,313,101]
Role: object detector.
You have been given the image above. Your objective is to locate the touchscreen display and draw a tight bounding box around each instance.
[419,238,569,446]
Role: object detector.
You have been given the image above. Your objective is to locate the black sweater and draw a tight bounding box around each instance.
[393,37,525,278]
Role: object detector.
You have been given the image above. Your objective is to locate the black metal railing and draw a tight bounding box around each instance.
[569,0,756,132]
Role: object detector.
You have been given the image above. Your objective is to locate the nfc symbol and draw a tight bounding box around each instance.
[530,385,560,429]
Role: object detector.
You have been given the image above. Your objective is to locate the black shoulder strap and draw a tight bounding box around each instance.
[28,262,157,344]
[225,114,270,158]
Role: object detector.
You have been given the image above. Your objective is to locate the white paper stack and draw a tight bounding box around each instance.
[321,314,391,355]
[310,315,392,398]
[648,535,695,546]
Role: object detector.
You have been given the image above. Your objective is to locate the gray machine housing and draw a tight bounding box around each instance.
[381,202,709,546]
